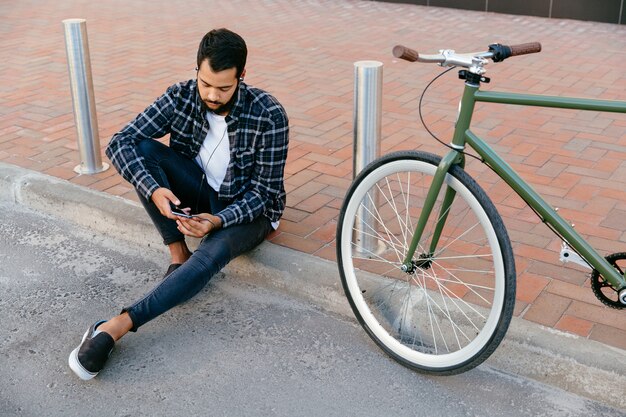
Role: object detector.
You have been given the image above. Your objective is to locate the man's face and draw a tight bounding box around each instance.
[196,59,240,115]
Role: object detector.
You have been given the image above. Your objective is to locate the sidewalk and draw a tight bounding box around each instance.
[2,163,626,411]
[1,0,625,350]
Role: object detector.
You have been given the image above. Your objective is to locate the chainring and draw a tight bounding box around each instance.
[590,252,626,309]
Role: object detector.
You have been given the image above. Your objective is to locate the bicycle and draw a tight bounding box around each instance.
[336,42,626,375]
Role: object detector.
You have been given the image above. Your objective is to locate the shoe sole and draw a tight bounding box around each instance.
[68,328,98,381]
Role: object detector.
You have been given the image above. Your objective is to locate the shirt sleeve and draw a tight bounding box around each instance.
[216,107,289,228]
[105,85,178,200]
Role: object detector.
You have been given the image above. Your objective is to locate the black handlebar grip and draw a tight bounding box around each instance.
[393,45,419,62]
[509,42,542,56]
[489,42,541,62]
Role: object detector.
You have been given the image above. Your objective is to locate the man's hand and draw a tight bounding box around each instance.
[151,187,183,220]
[176,214,222,238]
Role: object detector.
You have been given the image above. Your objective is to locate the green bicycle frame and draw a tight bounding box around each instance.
[403,81,626,291]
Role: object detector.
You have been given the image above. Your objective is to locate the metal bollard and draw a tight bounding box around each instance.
[353,61,383,256]
[63,18,109,174]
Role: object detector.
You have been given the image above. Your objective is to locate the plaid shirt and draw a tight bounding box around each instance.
[105,80,289,228]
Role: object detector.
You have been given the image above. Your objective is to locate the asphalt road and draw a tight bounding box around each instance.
[0,202,623,417]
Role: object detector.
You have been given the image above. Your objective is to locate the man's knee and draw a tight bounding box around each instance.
[136,139,167,158]
[190,244,231,274]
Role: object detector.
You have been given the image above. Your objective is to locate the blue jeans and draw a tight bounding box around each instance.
[123,140,272,331]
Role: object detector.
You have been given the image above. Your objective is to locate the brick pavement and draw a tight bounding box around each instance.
[1,0,625,349]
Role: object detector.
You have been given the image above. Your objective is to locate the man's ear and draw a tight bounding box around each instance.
[239,68,247,81]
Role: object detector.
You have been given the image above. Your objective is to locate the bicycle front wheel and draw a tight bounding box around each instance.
[337,151,516,375]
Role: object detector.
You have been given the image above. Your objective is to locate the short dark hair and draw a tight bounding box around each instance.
[197,28,247,78]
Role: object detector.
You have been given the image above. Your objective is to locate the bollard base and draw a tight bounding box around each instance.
[74,162,109,175]
[354,239,387,257]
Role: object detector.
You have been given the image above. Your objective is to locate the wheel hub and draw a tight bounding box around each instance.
[415,253,433,270]
[401,253,433,274]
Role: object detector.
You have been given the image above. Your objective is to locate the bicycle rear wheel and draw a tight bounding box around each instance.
[336,151,516,375]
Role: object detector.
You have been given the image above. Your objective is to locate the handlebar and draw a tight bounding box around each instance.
[489,42,542,62]
[392,45,420,62]
[392,42,542,69]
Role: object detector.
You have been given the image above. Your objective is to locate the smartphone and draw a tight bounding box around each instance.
[171,210,202,219]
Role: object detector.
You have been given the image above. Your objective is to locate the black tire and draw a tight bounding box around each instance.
[336,151,516,375]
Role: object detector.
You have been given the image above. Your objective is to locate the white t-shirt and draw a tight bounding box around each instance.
[195,111,280,230]
[195,111,230,192]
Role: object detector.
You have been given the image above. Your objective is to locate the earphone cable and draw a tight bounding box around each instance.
[194,115,228,213]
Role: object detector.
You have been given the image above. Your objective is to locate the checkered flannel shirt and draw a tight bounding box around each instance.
[105,80,289,228]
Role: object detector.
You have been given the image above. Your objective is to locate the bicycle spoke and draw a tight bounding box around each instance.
[431,261,494,308]
[432,220,482,257]
[422,273,495,290]
[359,192,408,260]
[351,220,405,259]
[371,183,411,252]
[415,272,474,345]
[384,177,410,237]
[432,254,493,260]
[430,269,487,331]
[352,208,405,258]
[350,240,397,267]
[436,276,464,350]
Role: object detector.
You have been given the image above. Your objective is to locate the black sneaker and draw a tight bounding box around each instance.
[68,320,115,380]
[164,263,182,278]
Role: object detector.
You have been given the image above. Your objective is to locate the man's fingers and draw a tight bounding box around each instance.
[163,191,181,217]
[177,218,209,237]
[180,218,203,232]
[176,220,192,234]
[152,187,182,218]
[162,188,181,206]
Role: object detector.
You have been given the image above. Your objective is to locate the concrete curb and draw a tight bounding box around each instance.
[1,162,624,409]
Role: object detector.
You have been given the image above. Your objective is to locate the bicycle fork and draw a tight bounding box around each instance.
[400,79,476,274]
[401,150,463,273]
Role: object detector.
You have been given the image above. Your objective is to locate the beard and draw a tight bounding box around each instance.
[198,85,239,116]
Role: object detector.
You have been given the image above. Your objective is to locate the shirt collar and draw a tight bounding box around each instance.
[227,81,246,122]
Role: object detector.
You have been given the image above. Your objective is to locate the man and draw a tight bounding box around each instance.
[68,28,289,380]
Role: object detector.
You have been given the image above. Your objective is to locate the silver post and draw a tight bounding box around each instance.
[353,61,383,256]
[63,18,108,174]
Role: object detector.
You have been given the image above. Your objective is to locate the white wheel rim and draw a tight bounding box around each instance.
[341,159,505,369]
